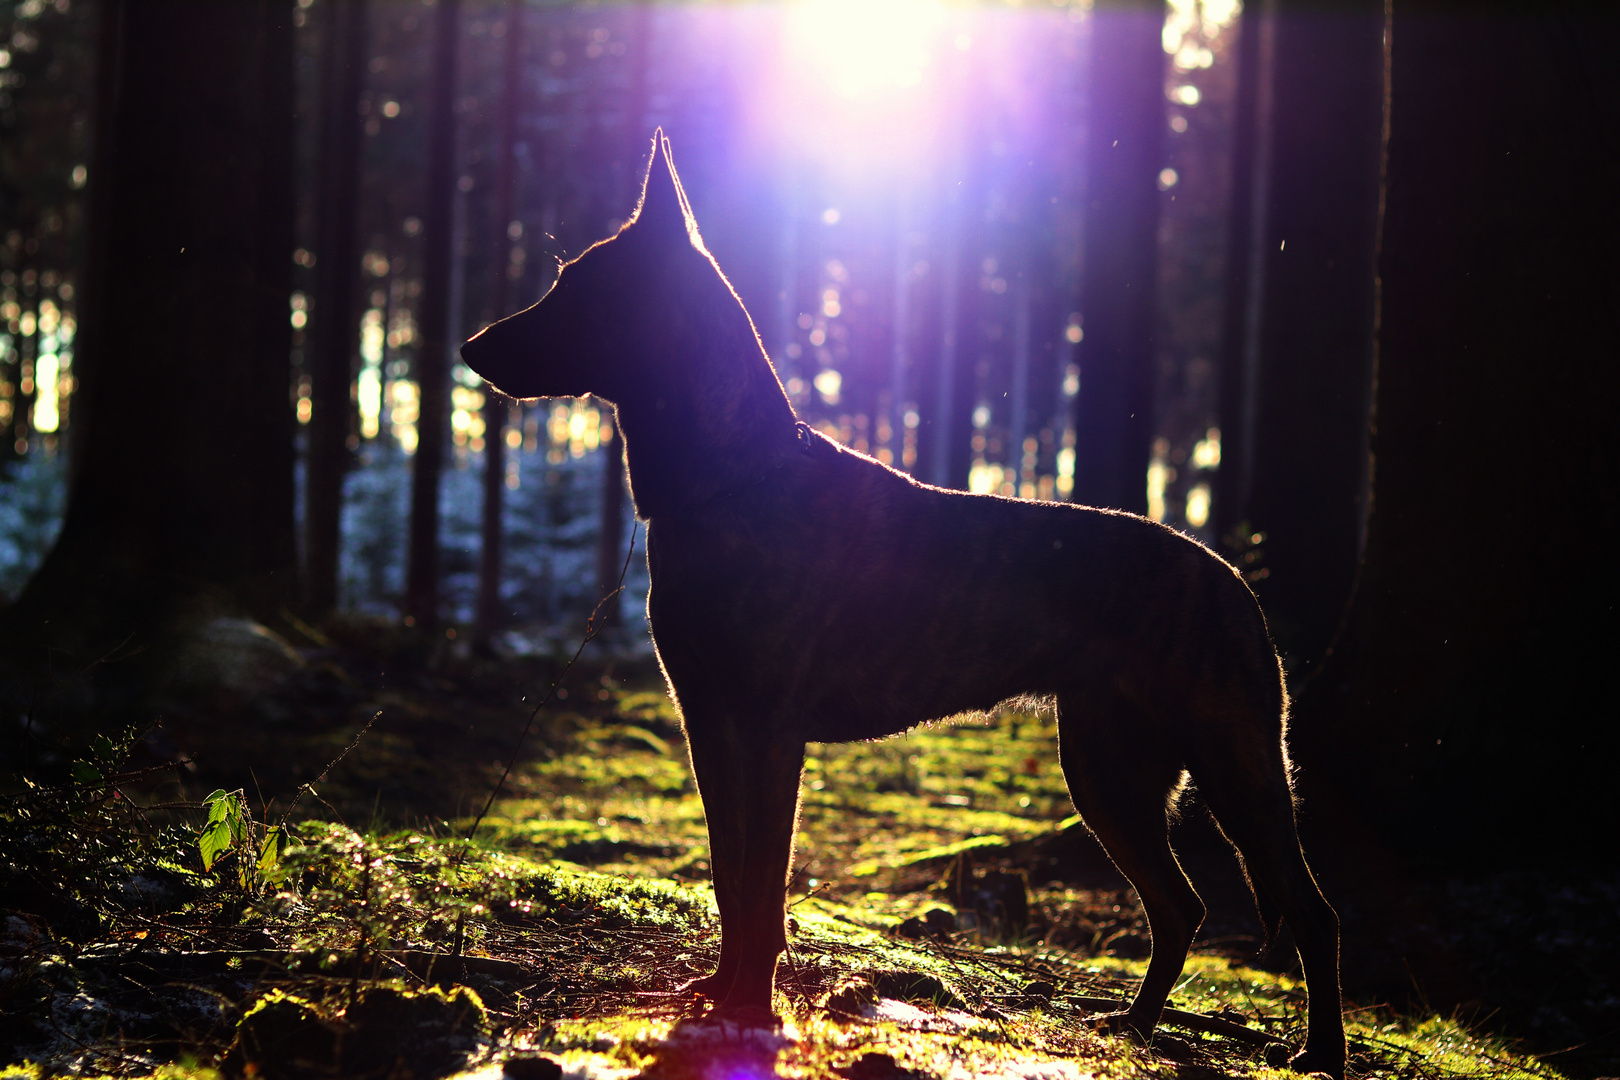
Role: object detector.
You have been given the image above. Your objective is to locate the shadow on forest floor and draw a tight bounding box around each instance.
[1,615,1612,1079]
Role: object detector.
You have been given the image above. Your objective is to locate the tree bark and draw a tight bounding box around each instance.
[5,0,298,676]
[1226,0,1385,670]
[304,0,367,617]
[1295,1,1620,862]
[591,2,652,626]
[474,0,524,642]
[1211,0,1268,542]
[403,0,460,628]
[1071,0,1166,514]
[596,431,626,627]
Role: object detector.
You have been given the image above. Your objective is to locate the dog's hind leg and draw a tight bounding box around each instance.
[1057,689,1205,1043]
[1189,711,1345,1079]
[682,714,806,1022]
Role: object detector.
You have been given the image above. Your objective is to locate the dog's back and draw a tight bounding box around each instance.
[649,429,1281,749]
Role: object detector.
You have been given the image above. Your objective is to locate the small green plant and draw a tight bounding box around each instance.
[197,788,285,894]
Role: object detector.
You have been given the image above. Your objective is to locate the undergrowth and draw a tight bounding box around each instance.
[0,682,1568,1080]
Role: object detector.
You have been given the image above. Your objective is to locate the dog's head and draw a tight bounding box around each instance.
[460,131,703,402]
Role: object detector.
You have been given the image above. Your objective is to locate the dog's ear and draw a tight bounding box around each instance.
[631,128,693,242]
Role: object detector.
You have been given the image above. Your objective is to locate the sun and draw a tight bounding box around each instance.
[783,0,949,102]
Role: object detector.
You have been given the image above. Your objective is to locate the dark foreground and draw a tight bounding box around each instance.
[1,616,1611,1078]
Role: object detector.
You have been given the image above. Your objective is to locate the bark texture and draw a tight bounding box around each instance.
[7,0,297,674]
[404,0,461,627]
[304,0,367,616]
[1295,1,1620,861]
[1226,0,1386,669]
[1071,0,1166,514]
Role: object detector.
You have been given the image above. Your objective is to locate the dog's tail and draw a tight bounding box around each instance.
[1232,850,1290,966]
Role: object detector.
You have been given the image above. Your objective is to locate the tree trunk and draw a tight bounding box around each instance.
[6,0,297,678]
[1071,0,1166,514]
[1295,1,1620,863]
[474,0,524,642]
[1211,0,1269,541]
[930,37,986,493]
[403,0,460,628]
[1225,0,1385,670]
[591,2,652,626]
[304,0,367,617]
[596,431,626,628]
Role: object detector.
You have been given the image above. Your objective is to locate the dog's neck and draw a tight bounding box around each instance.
[611,259,800,521]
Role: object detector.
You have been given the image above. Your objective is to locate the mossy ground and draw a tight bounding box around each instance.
[0,626,1570,1079]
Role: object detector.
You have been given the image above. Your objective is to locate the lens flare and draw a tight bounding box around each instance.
[766,0,952,163]
[785,0,944,100]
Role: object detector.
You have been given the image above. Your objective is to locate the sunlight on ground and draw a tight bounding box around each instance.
[1,693,1564,1079]
[459,699,1562,1080]
[479,705,1072,892]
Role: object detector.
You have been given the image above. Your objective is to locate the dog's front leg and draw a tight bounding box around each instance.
[682,714,805,1023]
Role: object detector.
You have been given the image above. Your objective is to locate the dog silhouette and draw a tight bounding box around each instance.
[461,132,1345,1079]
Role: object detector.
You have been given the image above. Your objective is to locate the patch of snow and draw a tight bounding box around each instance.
[552,1050,641,1080]
[946,1063,1093,1080]
[665,1017,798,1049]
[868,997,983,1034]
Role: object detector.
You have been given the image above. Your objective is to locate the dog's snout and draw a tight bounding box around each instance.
[458,325,497,378]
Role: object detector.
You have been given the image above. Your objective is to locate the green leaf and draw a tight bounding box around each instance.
[258,826,285,877]
[199,818,234,871]
[91,733,117,767]
[71,759,102,785]
[207,796,232,826]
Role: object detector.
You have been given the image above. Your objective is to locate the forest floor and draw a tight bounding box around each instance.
[0,616,1604,1080]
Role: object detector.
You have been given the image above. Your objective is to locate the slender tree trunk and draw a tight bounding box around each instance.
[1231,1,1385,670]
[1071,0,1166,514]
[923,183,962,488]
[1295,1,1620,863]
[942,175,980,492]
[1211,0,1269,542]
[304,0,367,617]
[592,2,652,625]
[596,429,626,626]
[7,0,297,674]
[935,34,985,493]
[404,0,460,628]
[474,0,524,642]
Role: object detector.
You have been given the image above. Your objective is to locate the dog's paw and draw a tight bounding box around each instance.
[1090,1011,1151,1044]
[679,973,730,1000]
[1286,1046,1345,1080]
[705,1003,782,1030]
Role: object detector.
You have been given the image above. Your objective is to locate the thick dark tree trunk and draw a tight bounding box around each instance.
[474,0,524,642]
[1295,2,1620,864]
[5,0,297,675]
[1225,0,1385,670]
[404,0,460,628]
[1071,0,1166,514]
[304,0,367,617]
